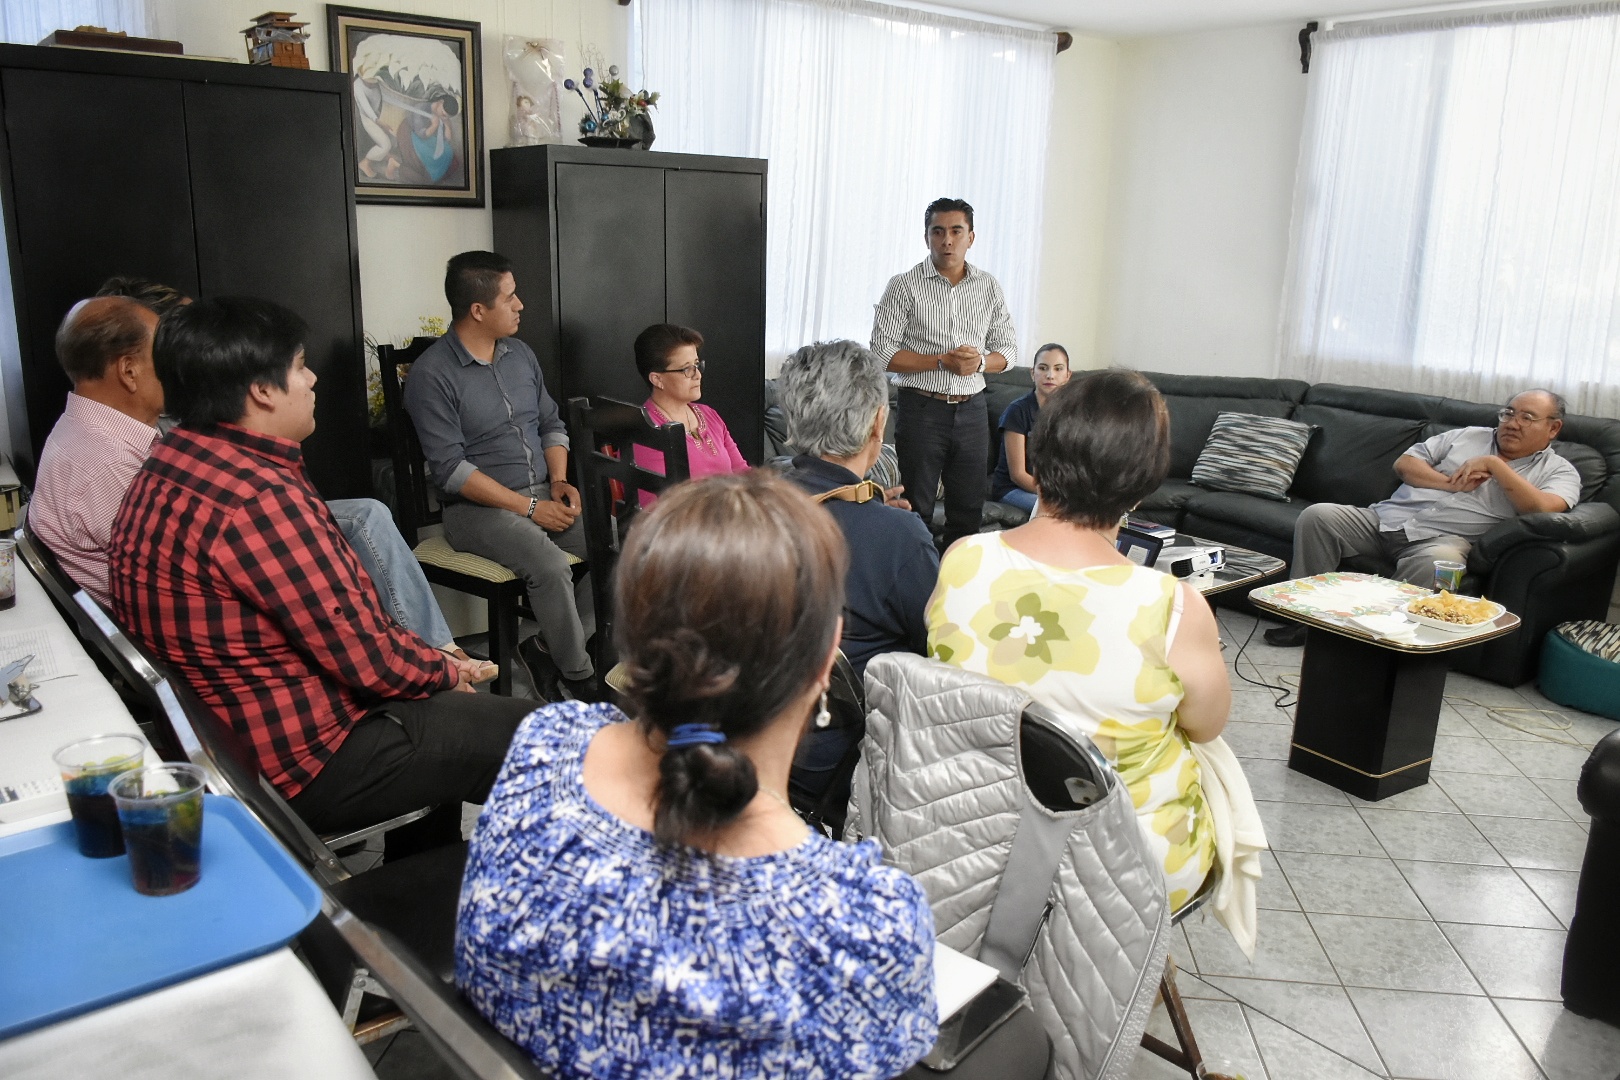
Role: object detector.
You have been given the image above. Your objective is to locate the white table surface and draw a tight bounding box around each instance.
[0,949,377,1080]
[0,561,146,835]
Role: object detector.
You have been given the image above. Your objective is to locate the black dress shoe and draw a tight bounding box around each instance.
[559,674,603,704]
[516,636,562,702]
[1263,623,1309,648]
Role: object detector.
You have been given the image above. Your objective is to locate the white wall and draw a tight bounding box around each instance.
[150,0,630,345]
[1031,33,1119,370]
[1096,24,1307,377]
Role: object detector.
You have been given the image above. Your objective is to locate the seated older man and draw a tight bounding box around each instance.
[1266,388,1582,646]
[777,340,940,795]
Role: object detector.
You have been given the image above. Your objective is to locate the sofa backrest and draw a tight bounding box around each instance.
[1141,373,1311,479]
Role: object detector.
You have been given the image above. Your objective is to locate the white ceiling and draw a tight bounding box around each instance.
[924,0,1490,38]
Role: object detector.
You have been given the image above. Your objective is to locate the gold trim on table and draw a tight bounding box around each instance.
[1290,743,1433,778]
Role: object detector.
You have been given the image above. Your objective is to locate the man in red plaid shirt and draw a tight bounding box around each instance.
[109,297,535,855]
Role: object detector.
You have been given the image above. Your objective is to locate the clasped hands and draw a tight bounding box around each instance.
[526,479,582,532]
[937,344,983,377]
[1444,456,1503,492]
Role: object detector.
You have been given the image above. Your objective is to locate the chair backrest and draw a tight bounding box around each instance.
[319,898,550,1080]
[1018,700,1117,811]
[566,396,691,668]
[15,521,101,637]
[376,338,442,542]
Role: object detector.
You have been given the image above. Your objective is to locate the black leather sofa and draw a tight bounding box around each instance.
[1135,374,1620,688]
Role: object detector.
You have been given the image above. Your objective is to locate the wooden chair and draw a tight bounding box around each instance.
[566,396,690,677]
[1138,875,1228,1078]
[376,339,581,697]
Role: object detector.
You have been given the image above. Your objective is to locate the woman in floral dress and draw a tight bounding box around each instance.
[926,369,1231,911]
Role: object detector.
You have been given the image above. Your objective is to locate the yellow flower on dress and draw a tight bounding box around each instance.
[929,615,977,666]
[968,572,1099,686]
[936,542,983,588]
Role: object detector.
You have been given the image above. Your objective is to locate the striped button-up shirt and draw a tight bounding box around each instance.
[28,393,159,607]
[871,259,1018,396]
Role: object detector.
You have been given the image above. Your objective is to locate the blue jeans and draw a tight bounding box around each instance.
[998,488,1038,513]
[328,498,456,649]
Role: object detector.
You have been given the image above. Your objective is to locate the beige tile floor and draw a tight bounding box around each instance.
[1126,610,1620,1080]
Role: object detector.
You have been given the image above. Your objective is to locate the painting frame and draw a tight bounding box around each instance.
[327,5,484,207]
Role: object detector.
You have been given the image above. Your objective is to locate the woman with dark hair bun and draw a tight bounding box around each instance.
[927,369,1232,913]
[456,471,938,1078]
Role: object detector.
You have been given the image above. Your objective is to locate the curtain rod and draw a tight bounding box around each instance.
[616,0,1073,50]
[1323,0,1620,37]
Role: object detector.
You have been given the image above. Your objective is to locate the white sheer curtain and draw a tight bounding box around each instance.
[1278,4,1620,417]
[632,0,1053,363]
[1,1,150,43]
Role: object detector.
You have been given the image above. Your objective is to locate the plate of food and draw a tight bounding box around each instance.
[1404,591,1504,633]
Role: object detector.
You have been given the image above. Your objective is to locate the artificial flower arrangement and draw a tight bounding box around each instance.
[564,65,659,140]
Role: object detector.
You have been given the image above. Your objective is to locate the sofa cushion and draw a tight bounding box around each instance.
[1181,489,1309,544]
[1190,412,1315,501]
[1290,405,1427,507]
[1138,478,1201,522]
[1144,373,1308,478]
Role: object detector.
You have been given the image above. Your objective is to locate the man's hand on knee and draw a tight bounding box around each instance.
[529,499,580,533]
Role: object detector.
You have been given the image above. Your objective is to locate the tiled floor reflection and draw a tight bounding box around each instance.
[1125,610,1618,1080]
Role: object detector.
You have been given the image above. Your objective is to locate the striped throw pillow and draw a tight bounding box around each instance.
[1190,412,1315,502]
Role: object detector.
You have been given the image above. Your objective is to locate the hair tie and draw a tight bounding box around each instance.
[666,723,726,750]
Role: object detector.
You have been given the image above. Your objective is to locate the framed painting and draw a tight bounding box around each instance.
[327,6,484,206]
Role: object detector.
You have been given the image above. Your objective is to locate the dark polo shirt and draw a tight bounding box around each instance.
[784,454,939,678]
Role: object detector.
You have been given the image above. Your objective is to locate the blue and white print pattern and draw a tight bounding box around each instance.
[455,701,939,1079]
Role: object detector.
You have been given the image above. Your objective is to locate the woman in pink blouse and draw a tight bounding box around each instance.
[633,324,748,482]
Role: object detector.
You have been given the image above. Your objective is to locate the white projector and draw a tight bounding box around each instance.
[1157,545,1225,578]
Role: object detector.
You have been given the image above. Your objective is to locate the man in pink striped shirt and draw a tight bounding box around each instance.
[28,296,162,607]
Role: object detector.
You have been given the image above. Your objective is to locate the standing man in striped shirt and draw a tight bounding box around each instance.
[872,197,1018,549]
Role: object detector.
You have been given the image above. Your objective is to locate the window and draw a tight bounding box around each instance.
[1,2,149,45]
[1279,8,1620,417]
[632,0,1054,364]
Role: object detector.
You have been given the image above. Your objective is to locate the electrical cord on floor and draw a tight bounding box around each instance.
[1442,695,1586,746]
[1218,613,1298,711]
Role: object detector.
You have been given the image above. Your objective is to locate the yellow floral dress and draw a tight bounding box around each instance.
[927,535,1215,911]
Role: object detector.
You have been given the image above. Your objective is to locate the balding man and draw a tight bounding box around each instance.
[28,296,164,602]
[1266,389,1583,646]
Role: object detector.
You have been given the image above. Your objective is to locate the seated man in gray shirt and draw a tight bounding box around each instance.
[1266,389,1583,646]
[403,251,597,700]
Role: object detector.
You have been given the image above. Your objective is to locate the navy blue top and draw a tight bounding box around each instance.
[784,455,939,679]
[990,390,1040,501]
[456,701,938,1079]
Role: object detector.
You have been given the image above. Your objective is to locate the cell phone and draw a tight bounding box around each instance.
[919,976,1029,1071]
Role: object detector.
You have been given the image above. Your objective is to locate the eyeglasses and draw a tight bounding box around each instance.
[660,360,705,379]
[1497,407,1553,425]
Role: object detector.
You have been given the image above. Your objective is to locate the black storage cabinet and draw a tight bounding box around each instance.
[0,44,371,499]
[492,145,767,462]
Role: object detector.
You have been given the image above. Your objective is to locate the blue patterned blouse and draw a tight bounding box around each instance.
[455,701,939,1079]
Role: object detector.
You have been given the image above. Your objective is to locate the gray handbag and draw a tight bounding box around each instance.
[850,653,1169,1080]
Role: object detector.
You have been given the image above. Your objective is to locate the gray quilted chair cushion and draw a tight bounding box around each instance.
[854,653,1169,1080]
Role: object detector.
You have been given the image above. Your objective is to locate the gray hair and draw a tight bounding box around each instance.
[1513,388,1567,420]
[778,340,889,458]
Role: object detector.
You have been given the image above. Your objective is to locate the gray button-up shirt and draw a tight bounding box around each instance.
[871,258,1018,396]
[402,329,569,499]
[1372,426,1582,541]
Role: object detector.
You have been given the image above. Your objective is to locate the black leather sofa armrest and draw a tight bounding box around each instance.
[1581,728,1620,821]
[1470,503,1620,571]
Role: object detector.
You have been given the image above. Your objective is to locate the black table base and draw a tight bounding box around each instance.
[1288,627,1450,801]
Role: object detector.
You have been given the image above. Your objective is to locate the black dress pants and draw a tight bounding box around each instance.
[289,691,536,859]
[896,389,989,550]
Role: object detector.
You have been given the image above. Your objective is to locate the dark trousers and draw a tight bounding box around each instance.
[289,691,535,859]
[896,389,988,549]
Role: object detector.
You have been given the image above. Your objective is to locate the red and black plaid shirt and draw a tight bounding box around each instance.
[110,423,455,796]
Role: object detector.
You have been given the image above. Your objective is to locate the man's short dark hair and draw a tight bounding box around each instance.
[1030,368,1170,529]
[95,276,190,319]
[633,323,704,383]
[154,297,308,426]
[445,251,515,321]
[55,296,153,384]
[926,197,974,231]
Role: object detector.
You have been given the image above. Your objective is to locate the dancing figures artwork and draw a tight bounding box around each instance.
[328,7,485,206]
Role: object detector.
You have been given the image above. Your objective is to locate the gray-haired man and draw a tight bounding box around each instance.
[1266,389,1582,646]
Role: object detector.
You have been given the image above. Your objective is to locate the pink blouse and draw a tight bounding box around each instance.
[634,401,748,489]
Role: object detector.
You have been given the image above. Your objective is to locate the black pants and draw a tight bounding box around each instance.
[896,389,989,549]
[289,691,536,859]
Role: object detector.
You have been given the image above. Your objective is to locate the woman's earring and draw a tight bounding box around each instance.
[814,692,831,729]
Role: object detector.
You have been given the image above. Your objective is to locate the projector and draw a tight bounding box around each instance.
[1157,545,1224,578]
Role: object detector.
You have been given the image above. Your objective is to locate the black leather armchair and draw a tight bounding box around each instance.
[1562,728,1620,1026]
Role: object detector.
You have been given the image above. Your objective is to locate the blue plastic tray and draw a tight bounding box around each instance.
[0,794,321,1037]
